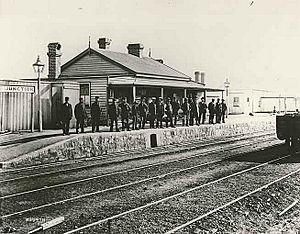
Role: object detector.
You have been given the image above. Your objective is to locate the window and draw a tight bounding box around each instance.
[247,97,250,102]
[80,84,89,96]
[80,84,90,108]
[233,97,240,107]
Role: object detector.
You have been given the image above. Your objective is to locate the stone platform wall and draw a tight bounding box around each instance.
[4,118,275,168]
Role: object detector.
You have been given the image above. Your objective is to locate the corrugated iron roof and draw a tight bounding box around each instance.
[97,49,191,80]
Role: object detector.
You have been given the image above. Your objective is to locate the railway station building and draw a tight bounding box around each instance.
[0,38,224,132]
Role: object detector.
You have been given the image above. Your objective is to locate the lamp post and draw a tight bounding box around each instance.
[224,78,230,118]
[33,56,45,132]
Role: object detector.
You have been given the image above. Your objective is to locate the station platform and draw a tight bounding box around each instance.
[0,114,276,169]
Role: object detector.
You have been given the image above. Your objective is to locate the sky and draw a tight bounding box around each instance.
[0,0,300,95]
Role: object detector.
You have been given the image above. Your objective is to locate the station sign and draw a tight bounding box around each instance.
[0,85,35,93]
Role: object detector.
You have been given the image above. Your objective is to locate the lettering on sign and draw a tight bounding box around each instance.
[0,85,35,93]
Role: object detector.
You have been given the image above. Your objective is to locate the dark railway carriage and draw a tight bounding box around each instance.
[276,114,300,146]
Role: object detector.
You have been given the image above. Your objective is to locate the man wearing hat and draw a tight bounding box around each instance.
[165,97,174,128]
[61,96,73,135]
[74,97,87,133]
[156,97,164,128]
[120,97,131,131]
[148,97,157,129]
[91,96,101,132]
[108,98,120,132]
[198,97,207,124]
[221,99,227,123]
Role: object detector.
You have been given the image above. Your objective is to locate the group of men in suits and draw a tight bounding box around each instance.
[60,95,228,134]
[60,96,101,135]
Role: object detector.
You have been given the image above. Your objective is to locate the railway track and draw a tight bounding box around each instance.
[1,134,283,232]
[166,165,300,233]
[61,150,299,234]
[1,133,277,199]
[0,131,275,183]
[0,137,279,200]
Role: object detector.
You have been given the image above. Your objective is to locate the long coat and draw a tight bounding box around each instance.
[74,103,87,120]
[61,102,73,122]
[91,102,101,120]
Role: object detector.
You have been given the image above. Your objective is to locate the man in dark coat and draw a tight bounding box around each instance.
[119,97,131,131]
[74,97,87,133]
[171,97,180,126]
[156,97,164,128]
[131,100,140,130]
[108,98,119,132]
[198,97,207,124]
[91,96,101,132]
[221,99,227,123]
[61,96,72,135]
[148,97,157,129]
[215,98,222,124]
[181,98,190,127]
[208,99,216,124]
[165,97,174,128]
[139,98,148,129]
[189,97,198,126]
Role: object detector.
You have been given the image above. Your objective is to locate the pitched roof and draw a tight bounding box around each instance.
[98,49,191,80]
[61,48,191,80]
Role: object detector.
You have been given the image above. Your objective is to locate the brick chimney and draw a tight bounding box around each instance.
[200,72,205,85]
[98,38,112,49]
[127,43,144,58]
[47,42,62,79]
[194,71,200,83]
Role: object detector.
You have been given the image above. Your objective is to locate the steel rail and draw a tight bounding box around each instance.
[62,150,292,233]
[166,154,300,233]
[1,138,280,219]
[1,130,273,175]
[0,136,277,199]
[0,132,274,184]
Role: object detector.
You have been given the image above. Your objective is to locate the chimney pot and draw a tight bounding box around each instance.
[127,43,144,58]
[47,42,62,79]
[98,38,112,49]
[200,72,205,85]
[194,71,200,83]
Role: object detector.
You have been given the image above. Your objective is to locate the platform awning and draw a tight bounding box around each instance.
[108,77,224,92]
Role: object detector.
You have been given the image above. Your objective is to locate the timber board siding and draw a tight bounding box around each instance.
[60,52,130,77]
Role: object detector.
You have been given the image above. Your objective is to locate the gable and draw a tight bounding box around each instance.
[60,51,131,78]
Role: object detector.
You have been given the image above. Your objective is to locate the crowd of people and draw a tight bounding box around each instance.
[60,96,228,135]
[108,96,228,132]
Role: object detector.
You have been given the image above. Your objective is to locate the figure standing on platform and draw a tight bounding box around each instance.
[156,97,164,128]
[221,99,227,123]
[215,98,222,123]
[108,98,119,132]
[208,99,215,124]
[120,97,131,131]
[61,96,72,135]
[139,97,148,129]
[198,97,207,124]
[165,97,174,128]
[74,97,87,133]
[131,100,140,130]
[189,97,198,126]
[171,97,180,126]
[148,97,157,128]
[91,96,101,132]
[181,98,190,127]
